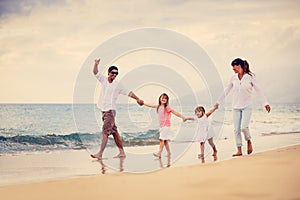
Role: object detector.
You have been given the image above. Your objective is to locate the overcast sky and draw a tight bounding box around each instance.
[0,0,300,104]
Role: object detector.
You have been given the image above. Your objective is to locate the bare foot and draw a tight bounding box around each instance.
[198,154,204,159]
[153,152,161,158]
[247,140,253,155]
[201,157,205,164]
[212,150,218,157]
[232,153,242,157]
[113,153,126,158]
[90,154,103,160]
[213,154,217,161]
[198,154,205,163]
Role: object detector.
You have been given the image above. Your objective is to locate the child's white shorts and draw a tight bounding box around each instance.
[159,126,171,140]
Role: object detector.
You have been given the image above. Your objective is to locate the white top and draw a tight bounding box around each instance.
[196,115,209,134]
[217,74,269,109]
[194,115,212,142]
[95,72,130,111]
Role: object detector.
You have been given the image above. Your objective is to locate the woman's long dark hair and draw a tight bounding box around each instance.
[157,93,169,113]
[231,58,254,76]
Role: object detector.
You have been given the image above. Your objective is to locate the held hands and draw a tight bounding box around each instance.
[214,103,219,109]
[265,105,271,113]
[183,117,194,122]
[137,99,144,106]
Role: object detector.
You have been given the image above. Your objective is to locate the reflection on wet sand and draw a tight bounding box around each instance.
[95,157,125,174]
[198,153,218,164]
[156,155,171,168]
[92,149,219,174]
[98,160,106,174]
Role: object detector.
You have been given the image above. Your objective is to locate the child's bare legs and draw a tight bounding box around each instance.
[164,140,171,156]
[198,142,205,163]
[166,154,171,167]
[154,139,164,158]
[208,138,217,161]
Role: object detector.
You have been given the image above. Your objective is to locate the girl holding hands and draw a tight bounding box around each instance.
[143,93,189,158]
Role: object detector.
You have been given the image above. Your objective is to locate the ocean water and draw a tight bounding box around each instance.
[0,103,299,154]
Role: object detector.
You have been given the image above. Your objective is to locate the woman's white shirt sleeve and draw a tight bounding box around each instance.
[217,74,269,109]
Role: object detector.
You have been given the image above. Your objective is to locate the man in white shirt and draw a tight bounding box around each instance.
[91,59,144,160]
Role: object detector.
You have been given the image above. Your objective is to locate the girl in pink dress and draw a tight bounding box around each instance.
[144,93,188,158]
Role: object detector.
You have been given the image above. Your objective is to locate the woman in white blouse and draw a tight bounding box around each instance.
[215,58,271,156]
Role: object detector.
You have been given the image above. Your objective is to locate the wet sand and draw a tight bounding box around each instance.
[0,143,299,200]
[1,132,300,186]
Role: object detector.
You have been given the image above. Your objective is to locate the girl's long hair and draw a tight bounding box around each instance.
[157,93,169,113]
[231,58,254,76]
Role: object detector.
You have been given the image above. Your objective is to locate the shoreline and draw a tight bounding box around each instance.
[0,144,299,200]
[0,132,300,187]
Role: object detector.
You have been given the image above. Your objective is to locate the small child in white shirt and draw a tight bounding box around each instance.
[186,105,218,163]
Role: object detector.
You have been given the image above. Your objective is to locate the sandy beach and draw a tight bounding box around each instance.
[1,0,300,199]
[1,142,299,200]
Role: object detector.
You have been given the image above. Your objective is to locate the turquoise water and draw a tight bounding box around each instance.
[0,103,299,154]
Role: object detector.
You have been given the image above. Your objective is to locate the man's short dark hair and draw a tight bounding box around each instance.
[108,66,118,73]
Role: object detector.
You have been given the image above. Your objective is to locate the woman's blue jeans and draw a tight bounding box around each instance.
[233,106,252,147]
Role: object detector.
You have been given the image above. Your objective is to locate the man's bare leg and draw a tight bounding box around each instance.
[112,131,126,158]
[91,133,109,160]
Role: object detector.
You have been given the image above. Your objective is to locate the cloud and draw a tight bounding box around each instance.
[0,0,65,18]
[0,0,300,103]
